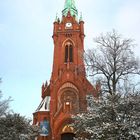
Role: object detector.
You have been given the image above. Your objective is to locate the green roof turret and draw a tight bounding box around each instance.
[62,0,78,18]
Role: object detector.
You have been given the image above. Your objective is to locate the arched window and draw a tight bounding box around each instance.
[64,43,73,63]
[60,91,79,113]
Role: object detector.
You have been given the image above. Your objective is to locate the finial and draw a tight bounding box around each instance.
[79,12,83,22]
[42,83,45,92]
[55,13,58,22]
[45,81,48,87]
[57,18,60,23]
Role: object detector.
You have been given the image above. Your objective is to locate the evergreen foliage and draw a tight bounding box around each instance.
[0,82,40,140]
[73,93,140,140]
[0,113,30,140]
[0,109,39,140]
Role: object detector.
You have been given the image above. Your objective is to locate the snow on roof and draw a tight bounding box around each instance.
[36,96,50,112]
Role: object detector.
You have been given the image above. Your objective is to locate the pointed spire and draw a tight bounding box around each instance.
[54,13,60,23]
[62,0,78,18]
[79,12,83,22]
[55,13,58,22]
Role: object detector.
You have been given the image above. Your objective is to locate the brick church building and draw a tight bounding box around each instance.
[33,0,99,140]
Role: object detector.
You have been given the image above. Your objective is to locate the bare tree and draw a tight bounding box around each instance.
[73,31,140,140]
[0,94,11,117]
[0,78,11,117]
[85,30,140,95]
[0,78,1,93]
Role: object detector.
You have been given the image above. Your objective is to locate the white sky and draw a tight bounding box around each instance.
[0,0,140,118]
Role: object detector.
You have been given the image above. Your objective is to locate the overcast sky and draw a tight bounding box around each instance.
[0,0,140,118]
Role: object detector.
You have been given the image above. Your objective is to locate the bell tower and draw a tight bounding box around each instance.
[33,1,99,140]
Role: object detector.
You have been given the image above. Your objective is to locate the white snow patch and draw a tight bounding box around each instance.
[35,96,50,112]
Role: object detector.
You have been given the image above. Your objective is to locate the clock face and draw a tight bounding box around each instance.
[65,22,72,28]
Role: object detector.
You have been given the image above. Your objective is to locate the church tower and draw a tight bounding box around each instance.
[33,1,99,140]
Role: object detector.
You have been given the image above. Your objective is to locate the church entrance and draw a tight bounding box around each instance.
[61,133,75,140]
[61,122,75,140]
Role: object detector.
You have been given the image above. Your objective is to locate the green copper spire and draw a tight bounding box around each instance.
[62,0,78,17]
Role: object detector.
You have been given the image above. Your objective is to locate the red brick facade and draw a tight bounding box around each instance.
[33,9,98,140]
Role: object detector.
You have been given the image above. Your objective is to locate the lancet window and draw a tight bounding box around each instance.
[64,42,73,63]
